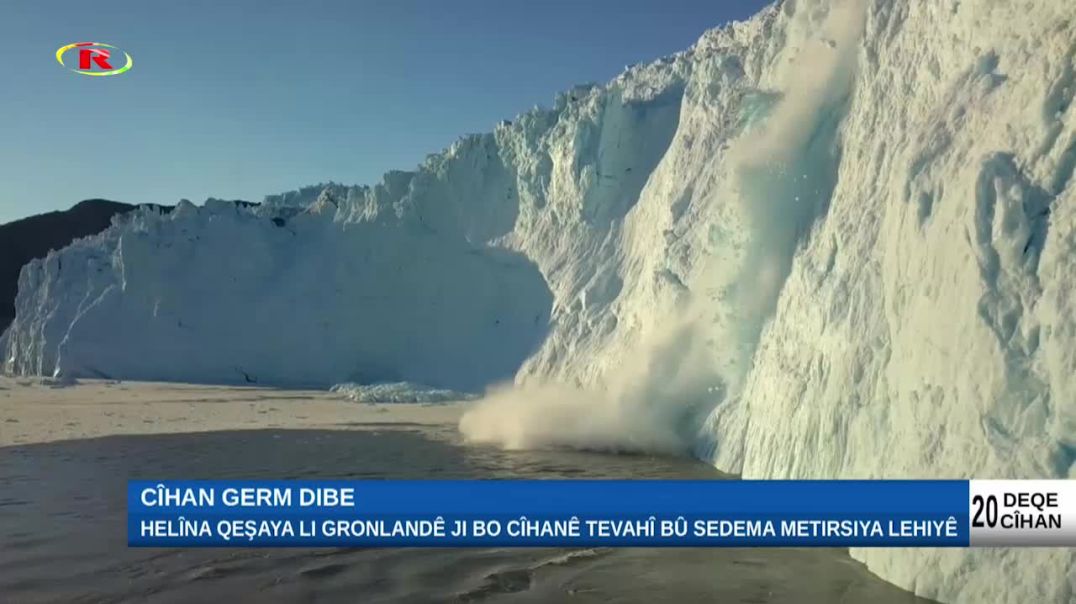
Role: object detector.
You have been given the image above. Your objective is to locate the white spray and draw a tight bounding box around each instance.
[460,0,868,456]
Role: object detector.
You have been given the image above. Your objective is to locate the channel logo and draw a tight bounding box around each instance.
[55,42,132,76]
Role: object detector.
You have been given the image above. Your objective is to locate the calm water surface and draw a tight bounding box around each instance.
[0,425,934,603]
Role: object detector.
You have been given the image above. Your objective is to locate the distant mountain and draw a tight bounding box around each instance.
[0,200,146,331]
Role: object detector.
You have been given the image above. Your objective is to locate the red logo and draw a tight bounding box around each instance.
[79,46,112,70]
[56,42,133,77]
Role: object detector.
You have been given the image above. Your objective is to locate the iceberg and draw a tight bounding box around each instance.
[330,382,477,404]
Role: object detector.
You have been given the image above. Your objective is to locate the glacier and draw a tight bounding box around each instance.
[4,0,1076,601]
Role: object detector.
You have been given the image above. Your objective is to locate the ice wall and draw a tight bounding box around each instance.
[5,0,1076,600]
[713,2,1076,601]
[4,197,552,390]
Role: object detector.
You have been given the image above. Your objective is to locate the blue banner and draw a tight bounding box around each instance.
[128,480,969,547]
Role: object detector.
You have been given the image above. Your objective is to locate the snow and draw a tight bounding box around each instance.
[3,0,1075,601]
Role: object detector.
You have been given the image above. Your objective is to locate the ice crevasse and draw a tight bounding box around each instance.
[4,0,1076,601]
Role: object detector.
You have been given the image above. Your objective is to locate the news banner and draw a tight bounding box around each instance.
[129,480,1075,548]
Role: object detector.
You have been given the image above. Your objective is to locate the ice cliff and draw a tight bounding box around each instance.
[4,0,1075,601]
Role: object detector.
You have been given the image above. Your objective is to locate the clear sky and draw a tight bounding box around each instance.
[0,0,770,223]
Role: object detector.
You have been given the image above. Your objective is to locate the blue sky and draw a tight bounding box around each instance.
[0,0,769,223]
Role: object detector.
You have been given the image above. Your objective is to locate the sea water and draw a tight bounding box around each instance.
[0,427,932,603]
